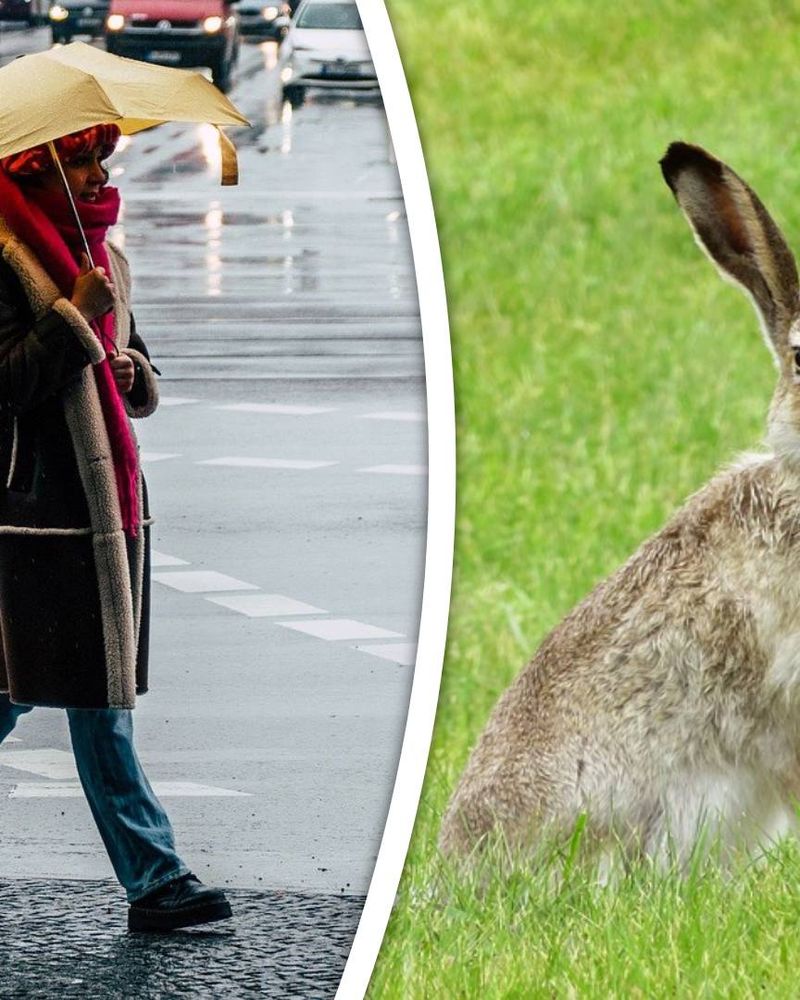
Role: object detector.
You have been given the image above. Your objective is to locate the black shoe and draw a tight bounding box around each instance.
[128,873,233,932]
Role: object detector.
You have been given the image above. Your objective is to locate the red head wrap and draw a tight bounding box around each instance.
[0,123,121,177]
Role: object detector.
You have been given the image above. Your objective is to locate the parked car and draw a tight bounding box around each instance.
[50,0,110,42]
[104,0,240,91]
[235,0,289,40]
[278,0,377,108]
[0,0,47,22]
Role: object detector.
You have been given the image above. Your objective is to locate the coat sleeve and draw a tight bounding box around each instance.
[121,314,159,418]
[0,256,98,414]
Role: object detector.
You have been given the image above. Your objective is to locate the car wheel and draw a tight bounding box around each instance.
[282,85,305,109]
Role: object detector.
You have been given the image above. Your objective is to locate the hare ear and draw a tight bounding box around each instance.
[661,141,799,359]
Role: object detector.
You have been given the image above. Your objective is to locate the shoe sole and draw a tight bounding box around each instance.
[128,898,233,933]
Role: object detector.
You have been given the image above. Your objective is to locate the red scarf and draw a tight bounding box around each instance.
[0,173,140,537]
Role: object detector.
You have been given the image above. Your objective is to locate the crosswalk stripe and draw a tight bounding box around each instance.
[277,618,404,641]
[9,781,251,799]
[151,550,190,568]
[153,570,259,593]
[205,593,328,617]
[0,748,75,779]
[141,452,181,463]
[353,642,417,666]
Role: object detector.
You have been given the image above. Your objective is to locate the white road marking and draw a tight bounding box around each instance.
[153,571,259,593]
[151,782,252,797]
[151,550,190,568]
[353,642,417,666]
[0,749,253,799]
[197,457,337,470]
[205,594,328,617]
[358,464,428,476]
[0,749,76,779]
[9,781,251,799]
[360,411,425,422]
[277,619,404,641]
[141,452,181,463]
[214,403,337,416]
[158,396,199,407]
[4,737,20,744]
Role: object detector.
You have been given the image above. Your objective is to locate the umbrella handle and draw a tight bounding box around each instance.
[46,141,94,269]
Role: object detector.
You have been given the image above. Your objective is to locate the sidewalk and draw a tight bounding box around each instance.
[0,879,365,998]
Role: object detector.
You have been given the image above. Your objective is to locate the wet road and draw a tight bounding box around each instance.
[0,879,364,998]
[0,26,424,997]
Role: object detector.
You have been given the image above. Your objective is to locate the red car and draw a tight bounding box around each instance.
[104,0,240,91]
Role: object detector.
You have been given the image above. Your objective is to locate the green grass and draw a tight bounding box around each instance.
[375,833,800,997]
[367,0,800,995]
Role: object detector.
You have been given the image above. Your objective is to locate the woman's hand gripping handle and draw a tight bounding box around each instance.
[71,252,115,323]
[70,253,132,392]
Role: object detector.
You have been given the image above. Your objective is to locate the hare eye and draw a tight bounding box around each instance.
[794,348,800,369]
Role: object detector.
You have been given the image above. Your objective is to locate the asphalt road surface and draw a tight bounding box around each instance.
[0,26,426,997]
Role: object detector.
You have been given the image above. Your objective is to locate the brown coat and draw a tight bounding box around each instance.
[0,214,159,709]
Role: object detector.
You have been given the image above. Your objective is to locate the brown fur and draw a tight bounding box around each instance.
[441,143,800,865]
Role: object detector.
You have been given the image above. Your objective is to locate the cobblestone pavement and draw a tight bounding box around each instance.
[0,880,365,998]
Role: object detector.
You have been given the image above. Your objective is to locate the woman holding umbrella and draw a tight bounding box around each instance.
[0,124,232,932]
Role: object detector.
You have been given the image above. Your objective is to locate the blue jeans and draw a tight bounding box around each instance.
[0,695,189,902]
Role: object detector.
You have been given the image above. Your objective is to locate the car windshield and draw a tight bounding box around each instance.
[296,2,362,29]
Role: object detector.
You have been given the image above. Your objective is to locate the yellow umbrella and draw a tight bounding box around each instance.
[0,41,251,262]
[0,41,249,164]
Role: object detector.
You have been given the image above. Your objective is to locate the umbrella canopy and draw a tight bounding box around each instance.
[0,41,250,184]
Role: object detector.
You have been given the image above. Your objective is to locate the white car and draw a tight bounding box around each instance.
[278,0,377,106]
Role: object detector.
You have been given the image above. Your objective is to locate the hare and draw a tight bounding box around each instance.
[440,142,800,869]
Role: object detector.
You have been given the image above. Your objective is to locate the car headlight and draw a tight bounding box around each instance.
[49,4,69,19]
[263,5,278,18]
[106,12,125,29]
[203,14,223,32]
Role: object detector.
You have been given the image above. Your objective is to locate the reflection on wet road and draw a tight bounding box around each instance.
[111,44,419,381]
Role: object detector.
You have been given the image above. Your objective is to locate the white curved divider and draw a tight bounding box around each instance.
[335,2,455,998]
